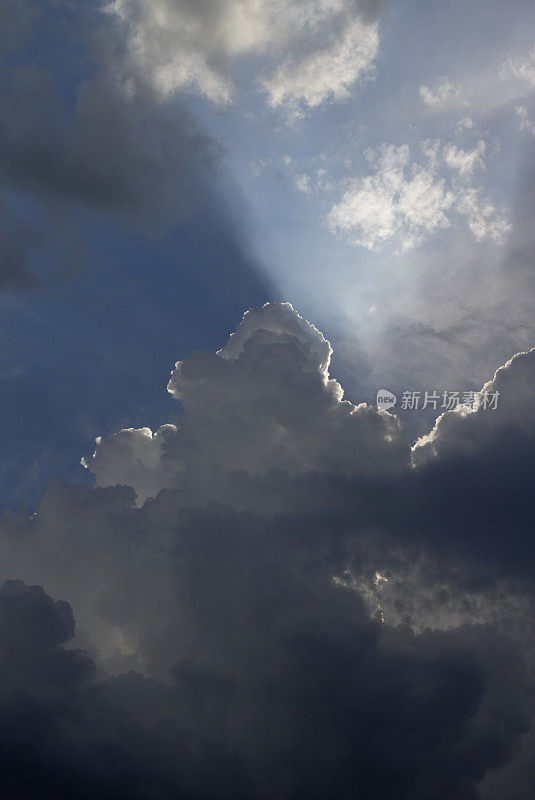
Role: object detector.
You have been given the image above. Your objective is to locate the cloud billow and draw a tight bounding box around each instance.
[0,302,534,797]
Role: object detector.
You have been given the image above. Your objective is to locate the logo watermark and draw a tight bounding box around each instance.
[376,390,397,411]
[376,389,500,412]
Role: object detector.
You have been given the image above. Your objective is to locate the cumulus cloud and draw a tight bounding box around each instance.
[109,0,379,112]
[326,140,509,252]
[84,302,408,507]
[2,303,535,798]
[413,347,535,463]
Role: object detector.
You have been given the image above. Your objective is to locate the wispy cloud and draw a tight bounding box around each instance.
[419,77,470,110]
[502,42,535,87]
[326,139,509,252]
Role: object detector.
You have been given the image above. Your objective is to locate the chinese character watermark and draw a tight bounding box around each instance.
[377,389,500,411]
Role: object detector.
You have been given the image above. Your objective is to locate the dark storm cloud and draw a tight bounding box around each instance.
[0,579,246,800]
[0,0,220,289]
[1,303,535,798]
[0,555,528,800]
[0,61,216,217]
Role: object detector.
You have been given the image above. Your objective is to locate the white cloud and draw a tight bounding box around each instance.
[455,187,510,243]
[443,139,486,177]
[261,16,378,113]
[501,44,535,141]
[108,0,379,111]
[413,347,535,464]
[295,173,311,193]
[81,424,182,504]
[419,77,469,110]
[502,42,535,88]
[326,144,454,252]
[84,302,408,507]
[326,140,509,252]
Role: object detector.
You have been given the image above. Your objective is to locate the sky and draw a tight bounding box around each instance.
[1,1,535,798]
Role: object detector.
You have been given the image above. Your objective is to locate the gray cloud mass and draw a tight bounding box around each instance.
[0,302,534,799]
[0,0,220,288]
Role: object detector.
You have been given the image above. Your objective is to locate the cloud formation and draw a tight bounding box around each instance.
[261,15,378,113]
[502,42,535,88]
[109,0,379,113]
[413,346,535,463]
[84,302,408,507]
[326,140,509,251]
[1,302,535,798]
